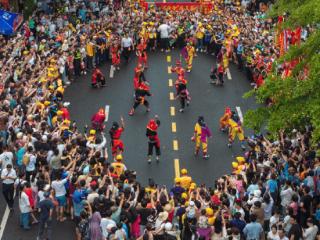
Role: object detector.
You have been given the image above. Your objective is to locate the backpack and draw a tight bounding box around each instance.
[22,154,30,166]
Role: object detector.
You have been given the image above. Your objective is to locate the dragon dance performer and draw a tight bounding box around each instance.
[171,60,185,79]
[227,112,246,150]
[136,38,148,68]
[175,76,190,113]
[91,67,106,88]
[133,64,146,90]
[91,108,106,131]
[111,42,121,71]
[146,116,161,163]
[219,107,232,132]
[109,117,125,159]
[129,81,151,116]
[192,116,212,159]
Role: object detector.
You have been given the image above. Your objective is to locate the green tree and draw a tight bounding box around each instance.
[244,0,320,142]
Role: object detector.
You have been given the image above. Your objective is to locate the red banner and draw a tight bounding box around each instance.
[153,2,213,13]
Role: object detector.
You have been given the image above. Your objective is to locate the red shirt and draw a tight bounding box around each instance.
[112,127,124,139]
[25,188,34,208]
[61,107,70,120]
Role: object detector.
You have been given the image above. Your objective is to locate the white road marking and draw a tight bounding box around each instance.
[105,105,110,122]
[109,65,115,78]
[226,68,232,80]
[0,197,13,239]
[236,106,243,123]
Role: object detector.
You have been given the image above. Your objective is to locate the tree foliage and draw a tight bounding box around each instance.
[244,0,320,142]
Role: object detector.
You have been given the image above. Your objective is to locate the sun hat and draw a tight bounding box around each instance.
[158,211,169,222]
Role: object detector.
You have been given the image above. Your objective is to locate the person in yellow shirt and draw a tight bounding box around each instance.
[186,42,195,72]
[148,23,157,51]
[86,39,95,69]
[195,23,205,52]
[227,113,246,150]
[111,155,127,177]
[179,169,192,189]
[47,59,59,80]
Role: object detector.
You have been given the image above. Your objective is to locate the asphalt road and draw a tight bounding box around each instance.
[1,49,257,240]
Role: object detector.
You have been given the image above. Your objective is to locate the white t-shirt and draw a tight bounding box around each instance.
[158,24,170,38]
[1,168,17,184]
[51,178,68,197]
[101,218,116,238]
[303,226,318,240]
[19,191,31,213]
[26,154,37,172]
[267,231,280,240]
[121,37,133,48]
[0,151,13,169]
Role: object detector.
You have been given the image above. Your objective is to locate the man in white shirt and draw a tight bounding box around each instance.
[280,180,293,212]
[25,146,37,182]
[121,32,134,63]
[278,228,289,240]
[1,164,17,210]
[157,22,170,52]
[101,210,116,239]
[86,134,107,155]
[0,145,13,170]
[51,171,70,221]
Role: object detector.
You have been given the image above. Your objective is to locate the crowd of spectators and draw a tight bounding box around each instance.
[0,0,319,240]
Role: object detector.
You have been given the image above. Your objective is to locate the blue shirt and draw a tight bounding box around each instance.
[230,219,246,233]
[16,147,26,166]
[267,179,278,193]
[243,222,263,240]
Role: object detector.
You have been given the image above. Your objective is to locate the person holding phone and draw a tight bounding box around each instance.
[1,164,16,210]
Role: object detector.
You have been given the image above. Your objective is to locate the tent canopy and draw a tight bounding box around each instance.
[0,9,23,35]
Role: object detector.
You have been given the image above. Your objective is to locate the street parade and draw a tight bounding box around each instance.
[0,0,319,239]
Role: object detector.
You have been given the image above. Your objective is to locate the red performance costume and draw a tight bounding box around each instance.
[133,64,146,90]
[109,118,125,157]
[92,67,106,88]
[137,39,148,68]
[129,81,151,116]
[111,44,121,69]
[171,60,185,79]
[91,108,106,131]
[146,117,161,163]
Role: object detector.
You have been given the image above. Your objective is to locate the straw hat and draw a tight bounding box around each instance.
[158,211,169,222]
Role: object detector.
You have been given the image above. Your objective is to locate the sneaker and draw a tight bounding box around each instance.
[203,154,210,159]
[146,108,151,112]
[227,143,232,148]
[156,156,160,163]
[187,70,191,73]
[241,144,246,151]
[186,101,190,106]
[148,159,151,164]
[179,108,184,112]
[129,109,134,116]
